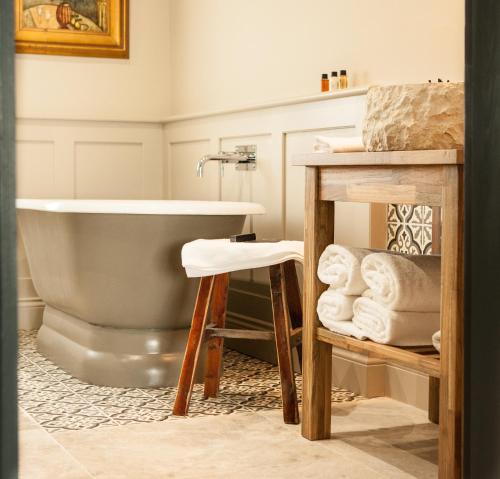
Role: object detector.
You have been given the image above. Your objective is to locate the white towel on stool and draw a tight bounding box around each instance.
[432,331,441,352]
[317,245,372,294]
[181,239,304,278]
[317,288,356,322]
[352,297,440,346]
[361,252,441,312]
[313,135,365,153]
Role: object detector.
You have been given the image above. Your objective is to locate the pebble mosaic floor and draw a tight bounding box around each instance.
[18,330,361,433]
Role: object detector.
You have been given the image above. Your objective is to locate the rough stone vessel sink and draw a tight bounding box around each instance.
[362,83,464,151]
[17,199,265,388]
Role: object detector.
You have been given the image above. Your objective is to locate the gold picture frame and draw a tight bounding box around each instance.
[15,0,129,59]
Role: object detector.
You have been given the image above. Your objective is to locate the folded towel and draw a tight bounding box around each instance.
[352,297,440,346]
[361,252,441,312]
[317,289,365,339]
[313,135,365,153]
[317,288,356,322]
[181,239,304,278]
[317,316,367,341]
[432,330,441,352]
[317,245,372,294]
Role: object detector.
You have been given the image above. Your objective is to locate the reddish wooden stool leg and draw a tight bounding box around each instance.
[282,260,303,367]
[204,273,229,399]
[269,264,300,425]
[173,276,214,416]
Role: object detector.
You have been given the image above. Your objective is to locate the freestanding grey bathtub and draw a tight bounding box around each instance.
[17,199,265,388]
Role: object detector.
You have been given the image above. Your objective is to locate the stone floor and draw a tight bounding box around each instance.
[18,331,438,478]
[19,398,438,479]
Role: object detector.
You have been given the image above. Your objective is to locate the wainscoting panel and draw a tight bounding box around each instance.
[16,120,164,199]
[169,139,218,200]
[74,142,144,199]
[17,140,56,199]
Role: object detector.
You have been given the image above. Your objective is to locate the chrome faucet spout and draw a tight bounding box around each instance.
[196,146,257,177]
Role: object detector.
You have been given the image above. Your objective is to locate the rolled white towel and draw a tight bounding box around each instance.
[432,330,441,352]
[317,288,356,322]
[317,245,372,294]
[361,252,441,312]
[317,316,367,341]
[313,135,365,153]
[353,297,440,346]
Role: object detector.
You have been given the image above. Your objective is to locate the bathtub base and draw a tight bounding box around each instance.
[38,306,206,388]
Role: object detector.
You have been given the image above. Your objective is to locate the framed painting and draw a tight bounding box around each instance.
[15,0,129,58]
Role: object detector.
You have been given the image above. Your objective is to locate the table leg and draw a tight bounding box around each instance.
[439,166,464,478]
[429,206,441,424]
[301,167,335,440]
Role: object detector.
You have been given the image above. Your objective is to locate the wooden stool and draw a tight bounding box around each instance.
[173,259,303,424]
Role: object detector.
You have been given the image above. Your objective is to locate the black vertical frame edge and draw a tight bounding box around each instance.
[464,0,500,478]
[0,0,18,478]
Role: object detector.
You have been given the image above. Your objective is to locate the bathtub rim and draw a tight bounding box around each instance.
[16,199,265,216]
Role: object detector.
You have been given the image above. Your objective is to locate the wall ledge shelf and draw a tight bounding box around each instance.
[163,87,369,124]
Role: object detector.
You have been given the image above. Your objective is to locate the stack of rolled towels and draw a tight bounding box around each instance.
[317,245,441,346]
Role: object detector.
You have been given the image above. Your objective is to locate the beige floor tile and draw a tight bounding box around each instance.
[52,412,389,479]
[328,397,429,434]
[201,458,389,479]
[19,398,439,479]
[322,428,437,479]
[259,398,430,434]
[19,428,94,479]
[19,409,40,432]
[256,398,438,479]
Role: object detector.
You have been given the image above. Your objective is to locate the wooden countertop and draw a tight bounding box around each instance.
[292,149,463,167]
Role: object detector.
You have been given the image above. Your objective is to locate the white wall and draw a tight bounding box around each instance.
[16,0,171,122]
[170,0,465,115]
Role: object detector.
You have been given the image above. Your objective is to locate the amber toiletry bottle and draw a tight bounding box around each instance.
[321,73,329,92]
[330,71,339,91]
[339,70,348,89]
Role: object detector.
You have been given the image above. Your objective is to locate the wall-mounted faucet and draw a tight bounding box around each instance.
[196,145,256,177]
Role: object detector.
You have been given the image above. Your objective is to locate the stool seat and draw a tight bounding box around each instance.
[182,239,304,277]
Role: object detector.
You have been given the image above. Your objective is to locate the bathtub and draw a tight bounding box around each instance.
[17,199,265,388]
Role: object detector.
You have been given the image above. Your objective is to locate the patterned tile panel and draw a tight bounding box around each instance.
[18,331,361,432]
[387,204,434,254]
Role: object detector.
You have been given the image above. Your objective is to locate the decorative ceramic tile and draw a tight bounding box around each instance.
[387,204,434,254]
[18,331,361,432]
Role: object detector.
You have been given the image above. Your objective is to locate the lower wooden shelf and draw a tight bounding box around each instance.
[316,327,440,378]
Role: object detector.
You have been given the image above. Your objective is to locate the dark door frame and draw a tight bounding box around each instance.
[464,1,500,478]
[0,1,18,478]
